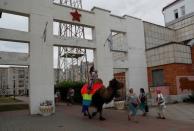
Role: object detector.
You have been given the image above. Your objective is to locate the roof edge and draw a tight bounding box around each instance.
[91,6,111,13]
[162,0,183,12]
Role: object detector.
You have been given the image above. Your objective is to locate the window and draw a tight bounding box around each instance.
[174,9,179,19]
[152,69,164,86]
[19,74,24,78]
[0,40,29,53]
[18,90,24,95]
[18,80,24,87]
[0,12,29,32]
[53,21,93,40]
[180,6,185,16]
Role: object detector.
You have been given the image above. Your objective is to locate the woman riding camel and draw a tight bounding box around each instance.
[88,65,98,92]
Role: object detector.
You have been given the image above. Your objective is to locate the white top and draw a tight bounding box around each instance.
[157,93,165,105]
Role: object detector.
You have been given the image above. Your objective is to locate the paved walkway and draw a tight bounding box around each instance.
[0,103,194,131]
[149,103,194,123]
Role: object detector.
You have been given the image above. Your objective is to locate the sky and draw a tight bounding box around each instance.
[0,13,29,53]
[0,0,175,67]
[82,0,175,26]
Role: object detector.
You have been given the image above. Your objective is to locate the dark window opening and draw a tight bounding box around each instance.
[152,69,164,86]
[174,9,179,19]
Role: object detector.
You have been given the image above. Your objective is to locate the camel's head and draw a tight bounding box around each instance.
[109,78,123,98]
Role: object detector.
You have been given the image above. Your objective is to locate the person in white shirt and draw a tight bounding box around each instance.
[156,89,166,119]
[67,88,75,106]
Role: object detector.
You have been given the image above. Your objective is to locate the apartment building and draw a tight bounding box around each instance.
[0,67,29,96]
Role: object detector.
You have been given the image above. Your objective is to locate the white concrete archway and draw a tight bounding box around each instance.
[0,0,148,114]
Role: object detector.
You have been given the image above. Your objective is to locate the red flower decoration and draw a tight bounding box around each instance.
[70,10,81,22]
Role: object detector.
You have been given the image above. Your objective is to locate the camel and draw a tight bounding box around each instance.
[81,78,123,120]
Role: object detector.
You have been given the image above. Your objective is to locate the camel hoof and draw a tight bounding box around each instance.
[99,117,106,121]
[83,112,88,116]
[92,112,97,117]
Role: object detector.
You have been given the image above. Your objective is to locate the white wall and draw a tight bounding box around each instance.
[163,0,185,24]
[0,0,148,114]
[0,52,29,65]
[125,16,148,95]
[163,0,194,24]
[185,0,194,14]
[92,8,114,86]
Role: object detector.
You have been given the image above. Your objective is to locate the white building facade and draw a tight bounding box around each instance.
[163,0,194,25]
[0,0,148,114]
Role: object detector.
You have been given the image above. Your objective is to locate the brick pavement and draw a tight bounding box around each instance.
[0,103,194,131]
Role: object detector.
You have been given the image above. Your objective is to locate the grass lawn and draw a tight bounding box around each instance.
[0,104,29,112]
[0,97,22,104]
[0,97,28,112]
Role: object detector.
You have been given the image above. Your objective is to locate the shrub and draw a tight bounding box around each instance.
[55,80,85,104]
[183,92,194,103]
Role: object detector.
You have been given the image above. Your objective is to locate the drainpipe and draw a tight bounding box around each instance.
[0,10,2,18]
[188,39,194,73]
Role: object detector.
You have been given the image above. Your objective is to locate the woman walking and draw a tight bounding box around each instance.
[127,88,140,123]
[139,88,148,116]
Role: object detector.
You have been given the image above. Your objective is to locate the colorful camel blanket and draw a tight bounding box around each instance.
[81,82,103,112]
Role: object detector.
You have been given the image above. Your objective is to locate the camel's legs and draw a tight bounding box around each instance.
[92,108,98,117]
[92,111,97,117]
[98,106,106,120]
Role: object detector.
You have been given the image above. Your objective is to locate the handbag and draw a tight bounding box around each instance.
[145,105,149,112]
[132,102,138,108]
[158,97,164,104]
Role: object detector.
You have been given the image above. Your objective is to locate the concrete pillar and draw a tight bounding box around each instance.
[29,13,54,114]
[92,8,114,86]
[125,16,148,95]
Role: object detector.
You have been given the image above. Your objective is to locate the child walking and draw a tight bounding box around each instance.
[156,89,166,119]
